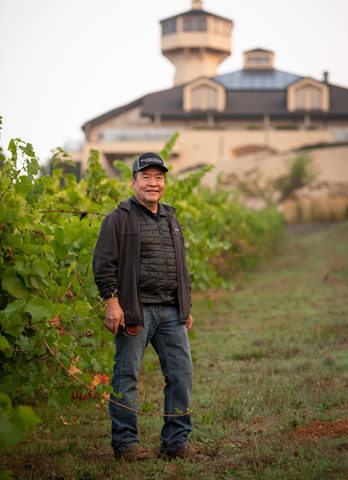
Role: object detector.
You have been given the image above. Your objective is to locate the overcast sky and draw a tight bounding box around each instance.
[1,0,348,164]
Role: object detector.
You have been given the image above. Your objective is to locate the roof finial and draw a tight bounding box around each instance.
[191,0,203,10]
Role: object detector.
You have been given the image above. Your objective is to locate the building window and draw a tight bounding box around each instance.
[247,56,270,66]
[183,17,207,32]
[214,19,221,34]
[207,87,217,109]
[162,19,177,35]
[184,80,226,112]
[192,86,217,109]
[295,87,306,109]
[310,86,322,109]
[212,20,230,36]
[222,21,231,36]
[295,85,323,110]
[192,87,202,109]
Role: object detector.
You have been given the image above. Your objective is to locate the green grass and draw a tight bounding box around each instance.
[2,222,348,479]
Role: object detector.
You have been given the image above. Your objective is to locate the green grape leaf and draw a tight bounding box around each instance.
[25,298,55,321]
[0,335,10,350]
[2,274,29,298]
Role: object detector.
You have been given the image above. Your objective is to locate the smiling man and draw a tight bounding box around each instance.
[92,152,204,462]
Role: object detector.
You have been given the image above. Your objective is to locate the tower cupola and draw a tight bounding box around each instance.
[243,48,275,70]
[160,1,233,86]
[191,0,203,9]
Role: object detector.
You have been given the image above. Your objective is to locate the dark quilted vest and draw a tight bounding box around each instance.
[131,199,178,305]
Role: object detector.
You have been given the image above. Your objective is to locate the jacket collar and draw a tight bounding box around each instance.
[118,196,176,215]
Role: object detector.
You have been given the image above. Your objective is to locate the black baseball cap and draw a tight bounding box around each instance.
[133,152,168,174]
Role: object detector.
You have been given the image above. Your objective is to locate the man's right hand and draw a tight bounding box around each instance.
[105,298,125,335]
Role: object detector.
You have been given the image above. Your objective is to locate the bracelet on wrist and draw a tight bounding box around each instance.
[104,289,119,301]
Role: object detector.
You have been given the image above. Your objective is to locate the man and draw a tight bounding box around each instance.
[92,152,204,462]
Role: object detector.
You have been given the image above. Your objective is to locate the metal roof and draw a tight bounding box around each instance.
[160,8,232,24]
[214,69,302,90]
[82,72,348,131]
[244,48,273,53]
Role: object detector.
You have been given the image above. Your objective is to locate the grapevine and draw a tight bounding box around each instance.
[0,123,283,448]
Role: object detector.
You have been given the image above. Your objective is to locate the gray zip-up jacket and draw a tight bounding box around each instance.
[92,198,191,326]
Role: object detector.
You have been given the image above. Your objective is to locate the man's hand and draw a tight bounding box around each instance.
[186,314,193,332]
[105,298,125,335]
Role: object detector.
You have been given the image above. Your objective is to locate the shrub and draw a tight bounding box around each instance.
[274,153,318,201]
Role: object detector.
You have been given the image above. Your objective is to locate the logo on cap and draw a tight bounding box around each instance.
[133,152,168,173]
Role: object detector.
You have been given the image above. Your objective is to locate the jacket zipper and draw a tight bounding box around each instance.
[157,218,169,287]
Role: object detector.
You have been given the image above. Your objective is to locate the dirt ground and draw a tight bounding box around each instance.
[292,418,348,442]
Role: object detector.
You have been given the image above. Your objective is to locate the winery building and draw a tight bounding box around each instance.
[72,0,348,177]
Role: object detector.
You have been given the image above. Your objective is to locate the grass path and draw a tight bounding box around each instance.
[2,222,348,479]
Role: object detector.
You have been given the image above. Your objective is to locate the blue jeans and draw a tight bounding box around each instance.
[109,305,193,454]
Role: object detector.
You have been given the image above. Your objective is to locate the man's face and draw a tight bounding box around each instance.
[131,167,165,211]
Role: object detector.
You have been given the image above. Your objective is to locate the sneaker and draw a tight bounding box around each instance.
[114,444,155,461]
[159,444,208,462]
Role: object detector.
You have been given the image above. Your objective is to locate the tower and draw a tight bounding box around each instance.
[160,0,233,86]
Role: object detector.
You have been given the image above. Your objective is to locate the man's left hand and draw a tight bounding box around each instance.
[186,314,193,332]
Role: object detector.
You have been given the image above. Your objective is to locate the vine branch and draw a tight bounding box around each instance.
[33,230,50,243]
[181,214,213,227]
[39,210,106,216]
[43,339,194,418]
[0,172,18,203]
